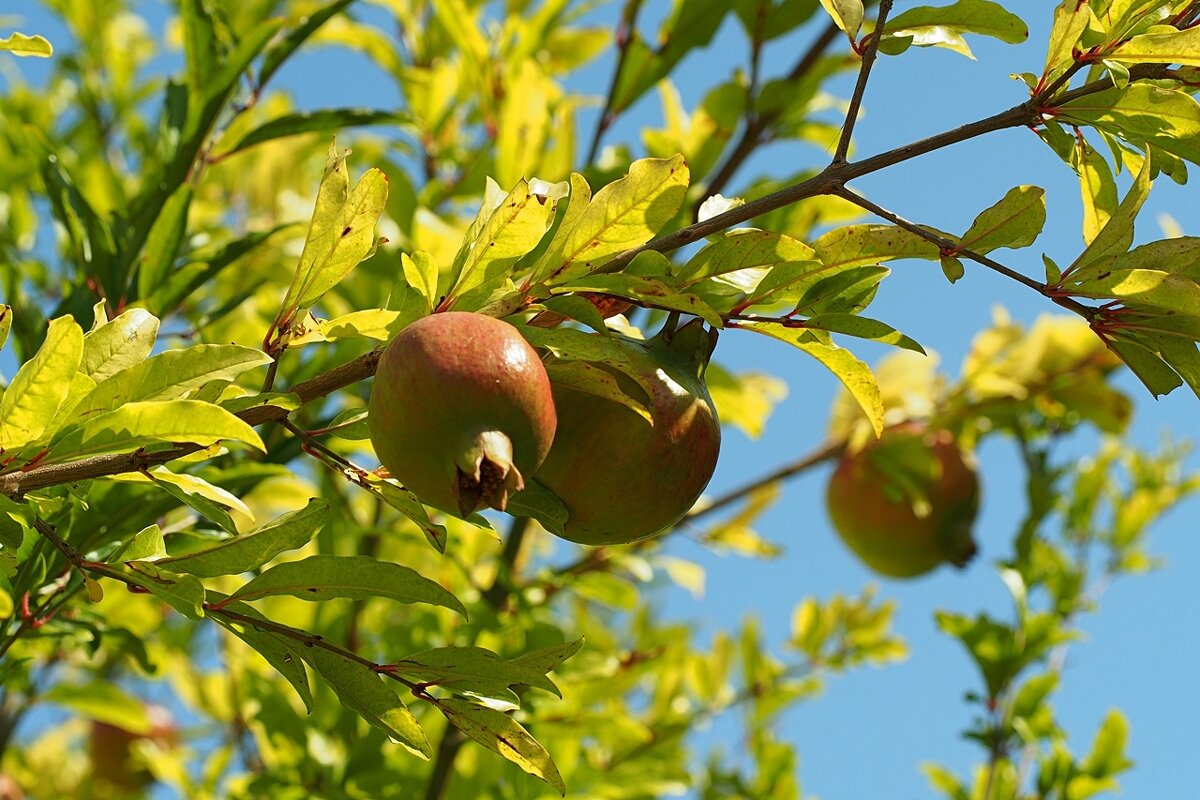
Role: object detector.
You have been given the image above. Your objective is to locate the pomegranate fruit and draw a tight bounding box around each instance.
[826,424,979,578]
[368,312,557,516]
[535,318,721,545]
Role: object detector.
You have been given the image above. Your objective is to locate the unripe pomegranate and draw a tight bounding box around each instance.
[536,318,721,545]
[826,424,979,578]
[369,312,557,516]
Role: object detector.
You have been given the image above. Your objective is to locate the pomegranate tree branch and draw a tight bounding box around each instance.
[607,63,1173,277]
[684,440,844,524]
[698,19,844,208]
[830,186,1099,319]
[585,0,645,166]
[834,0,894,164]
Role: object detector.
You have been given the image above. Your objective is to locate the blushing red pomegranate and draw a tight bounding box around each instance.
[826,424,979,578]
[535,318,721,545]
[369,312,557,516]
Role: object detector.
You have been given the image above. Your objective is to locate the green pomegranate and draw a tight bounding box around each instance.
[368,312,557,516]
[826,424,979,578]
[536,318,722,545]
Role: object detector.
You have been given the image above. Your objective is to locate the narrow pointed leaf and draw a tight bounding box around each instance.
[214,602,314,712]
[160,498,329,578]
[304,646,431,757]
[438,698,565,795]
[224,554,466,616]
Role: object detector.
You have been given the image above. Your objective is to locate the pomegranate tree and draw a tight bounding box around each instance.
[535,318,722,545]
[369,312,557,516]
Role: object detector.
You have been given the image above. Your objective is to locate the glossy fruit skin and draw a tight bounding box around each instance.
[536,319,721,545]
[369,312,557,516]
[826,425,979,578]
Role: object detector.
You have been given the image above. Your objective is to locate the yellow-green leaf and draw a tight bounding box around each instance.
[0,317,84,450]
[49,399,266,462]
[532,155,689,285]
[0,33,53,57]
[741,322,883,436]
[81,308,160,382]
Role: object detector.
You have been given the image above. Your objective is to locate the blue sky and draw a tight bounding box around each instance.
[7,2,1200,797]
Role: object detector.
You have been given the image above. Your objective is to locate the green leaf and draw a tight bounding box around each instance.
[740,322,883,436]
[0,305,10,352]
[940,255,966,283]
[138,187,193,299]
[303,646,431,758]
[0,33,53,57]
[1076,140,1118,245]
[214,602,314,712]
[113,561,207,619]
[50,399,266,461]
[793,266,888,316]
[81,308,160,382]
[1107,25,1200,67]
[1081,710,1133,777]
[1075,269,1200,315]
[0,496,33,551]
[293,309,412,344]
[544,362,651,422]
[446,178,564,306]
[1054,84,1200,167]
[179,0,219,99]
[804,314,926,353]
[1107,335,1185,397]
[390,646,565,697]
[517,326,654,397]
[506,637,586,676]
[401,250,439,313]
[531,155,689,285]
[67,344,272,422]
[223,554,466,616]
[259,0,354,87]
[224,109,408,156]
[958,186,1045,254]
[360,474,449,553]
[144,469,244,534]
[43,682,152,732]
[552,273,724,328]
[1065,156,1153,281]
[160,498,328,578]
[0,316,84,450]
[1041,0,1091,88]
[506,478,570,534]
[280,142,390,319]
[818,0,864,40]
[116,525,168,562]
[813,224,942,269]
[679,228,821,286]
[881,0,1028,57]
[437,698,565,795]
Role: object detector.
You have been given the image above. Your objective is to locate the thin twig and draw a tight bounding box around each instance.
[833,0,893,164]
[830,186,1099,319]
[697,20,844,210]
[585,0,645,165]
[685,440,843,524]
